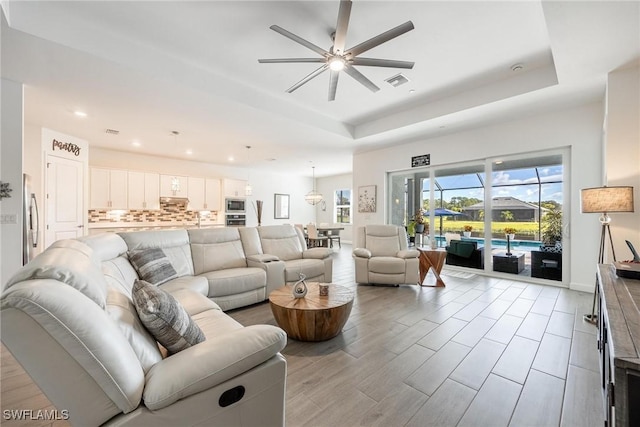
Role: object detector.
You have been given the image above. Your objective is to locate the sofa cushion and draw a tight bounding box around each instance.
[5,239,108,309]
[106,287,163,373]
[132,280,206,355]
[282,259,326,282]
[199,268,266,298]
[369,257,407,274]
[159,276,209,297]
[257,225,304,261]
[188,228,247,274]
[128,248,178,286]
[447,240,477,258]
[119,230,194,277]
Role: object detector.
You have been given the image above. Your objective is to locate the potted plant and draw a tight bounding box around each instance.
[463,225,472,238]
[413,210,426,234]
[541,209,562,248]
[504,227,517,240]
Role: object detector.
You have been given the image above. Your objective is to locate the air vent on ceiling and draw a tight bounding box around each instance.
[105,129,120,135]
[385,73,410,87]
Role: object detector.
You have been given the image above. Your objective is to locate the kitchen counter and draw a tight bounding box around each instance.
[87,221,224,234]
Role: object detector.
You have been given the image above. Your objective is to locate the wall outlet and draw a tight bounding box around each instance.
[0,213,18,224]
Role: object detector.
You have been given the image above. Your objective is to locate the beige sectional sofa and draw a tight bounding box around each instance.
[0,224,333,426]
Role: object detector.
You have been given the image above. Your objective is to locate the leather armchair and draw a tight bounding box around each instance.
[353,224,420,285]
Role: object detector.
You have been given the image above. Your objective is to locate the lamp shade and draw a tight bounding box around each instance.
[581,186,634,213]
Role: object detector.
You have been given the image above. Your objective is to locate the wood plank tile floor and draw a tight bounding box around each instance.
[1,244,603,427]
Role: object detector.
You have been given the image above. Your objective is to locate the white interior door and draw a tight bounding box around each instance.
[45,155,84,247]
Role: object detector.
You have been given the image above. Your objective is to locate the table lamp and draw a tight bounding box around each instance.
[581,185,634,323]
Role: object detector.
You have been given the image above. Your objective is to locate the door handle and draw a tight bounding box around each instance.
[77,225,84,228]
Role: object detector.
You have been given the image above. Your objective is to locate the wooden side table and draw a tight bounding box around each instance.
[269,282,354,341]
[417,248,447,287]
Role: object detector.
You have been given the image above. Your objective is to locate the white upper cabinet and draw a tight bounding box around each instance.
[90,168,128,209]
[128,172,160,210]
[205,178,221,211]
[187,177,205,211]
[187,177,221,211]
[223,178,247,198]
[160,174,188,198]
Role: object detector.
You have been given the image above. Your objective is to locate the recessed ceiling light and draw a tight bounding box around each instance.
[228,156,234,162]
[186,149,193,155]
[74,111,87,118]
[495,160,503,164]
[132,140,141,147]
[409,89,416,95]
[511,63,524,72]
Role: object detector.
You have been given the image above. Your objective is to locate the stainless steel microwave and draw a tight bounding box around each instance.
[225,198,246,213]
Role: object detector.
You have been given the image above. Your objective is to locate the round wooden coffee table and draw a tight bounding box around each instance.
[269,282,354,341]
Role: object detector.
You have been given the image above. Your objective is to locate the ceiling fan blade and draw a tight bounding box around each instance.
[351,57,414,69]
[270,25,330,57]
[259,58,326,64]
[346,21,414,57]
[286,64,330,93]
[344,66,380,92]
[328,70,340,101]
[332,0,352,54]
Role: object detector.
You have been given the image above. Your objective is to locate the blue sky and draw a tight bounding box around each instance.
[423,165,564,205]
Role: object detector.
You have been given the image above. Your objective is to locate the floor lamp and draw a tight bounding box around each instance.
[581,185,634,323]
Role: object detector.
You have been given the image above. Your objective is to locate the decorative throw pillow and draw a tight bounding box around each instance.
[128,248,178,286]
[132,279,206,354]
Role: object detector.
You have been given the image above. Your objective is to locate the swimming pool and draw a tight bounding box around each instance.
[433,236,543,251]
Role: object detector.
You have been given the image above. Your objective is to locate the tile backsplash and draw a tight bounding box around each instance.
[88,200,218,223]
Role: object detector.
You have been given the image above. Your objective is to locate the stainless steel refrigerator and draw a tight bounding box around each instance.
[23,174,39,265]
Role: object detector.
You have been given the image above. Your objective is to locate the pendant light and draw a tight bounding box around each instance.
[304,166,323,205]
[245,145,252,196]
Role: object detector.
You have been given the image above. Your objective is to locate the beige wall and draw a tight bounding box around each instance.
[352,101,606,292]
[605,64,640,261]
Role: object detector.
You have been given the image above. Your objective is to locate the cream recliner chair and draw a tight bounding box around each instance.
[353,224,420,285]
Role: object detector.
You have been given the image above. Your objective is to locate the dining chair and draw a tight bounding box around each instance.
[307,224,329,248]
[294,223,308,246]
[327,229,341,248]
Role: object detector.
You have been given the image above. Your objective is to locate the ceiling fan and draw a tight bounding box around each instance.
[258,0,415,101]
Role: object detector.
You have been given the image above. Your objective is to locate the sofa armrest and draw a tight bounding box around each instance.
[352,248,371,258]
[246,254,280,263]
[302,248,332,259]
[143,325,286,410]
[397,249,420,259]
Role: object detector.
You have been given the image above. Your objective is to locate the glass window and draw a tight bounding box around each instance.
[387,150,566,283]
[334,189,351,224]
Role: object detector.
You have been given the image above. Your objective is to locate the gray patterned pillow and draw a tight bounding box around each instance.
[128,248,178,286]
[132,279,205,354]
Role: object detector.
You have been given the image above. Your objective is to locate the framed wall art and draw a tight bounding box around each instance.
[274,193,290,219]
[358,185,376,213]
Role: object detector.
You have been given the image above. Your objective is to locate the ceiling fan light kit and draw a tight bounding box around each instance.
[258,0,415,101]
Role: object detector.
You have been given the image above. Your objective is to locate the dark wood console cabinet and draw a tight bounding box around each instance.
[596,264,640,427]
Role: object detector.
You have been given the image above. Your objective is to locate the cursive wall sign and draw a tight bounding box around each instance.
[52,139,81,156]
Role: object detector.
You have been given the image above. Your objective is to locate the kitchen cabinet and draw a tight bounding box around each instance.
[223,178,247,198]
[187,177,205,210]
[90,168,128,209]
[128,172,160,210]
[205,178,221,211]
[187,178,221,211]
[160,174,188,198]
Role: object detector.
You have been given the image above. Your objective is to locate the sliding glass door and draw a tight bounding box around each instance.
[387,149,567,282]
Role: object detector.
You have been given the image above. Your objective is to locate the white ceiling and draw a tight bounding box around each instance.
[1,1,639,177]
